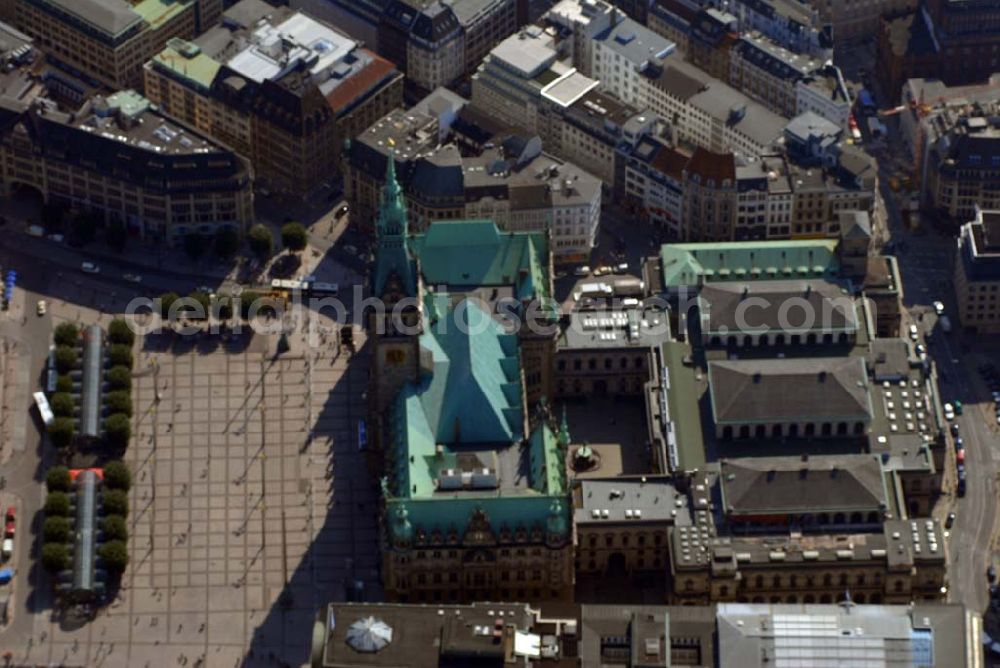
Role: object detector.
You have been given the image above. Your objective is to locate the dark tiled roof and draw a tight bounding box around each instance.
[655,64,706,101]
[708,356,873,424]
[685,147,735,182]
[699,280,857,335]
[719,455,887,515]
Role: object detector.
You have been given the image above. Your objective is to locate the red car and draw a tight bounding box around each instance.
[3,521,12,538]
[957,448,966,464]
[3,507,13,522]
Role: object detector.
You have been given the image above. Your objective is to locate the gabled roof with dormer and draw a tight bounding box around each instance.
[409,219,550,304]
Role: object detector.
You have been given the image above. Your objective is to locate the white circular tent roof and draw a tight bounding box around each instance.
[346,616,394,653]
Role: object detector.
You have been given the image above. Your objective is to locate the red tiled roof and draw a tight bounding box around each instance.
[324,51,399,115]
[652,145,691,180]
[685,147,735,182]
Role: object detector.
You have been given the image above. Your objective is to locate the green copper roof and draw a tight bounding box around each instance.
[392,299,524,497]
[418,298,522,445]
[152,39,220,92]
[134,0,189,30]
[410,220,550,304]
[529,423,565,494]
[660,239,840,289]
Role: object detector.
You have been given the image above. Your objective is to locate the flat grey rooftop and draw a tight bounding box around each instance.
[491,31,557,78]
[541,71,598,108]
[561,307,671,350]
[575,477,692,525]
[38,0,142,36]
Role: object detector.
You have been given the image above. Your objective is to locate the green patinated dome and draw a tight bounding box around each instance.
[391,504,413,542]
[547,498,567,536]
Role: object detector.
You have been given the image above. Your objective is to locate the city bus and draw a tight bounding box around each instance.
[307,282,339,296]
[33,391,54,426]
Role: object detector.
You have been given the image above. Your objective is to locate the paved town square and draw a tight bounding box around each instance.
[6,323,375,667]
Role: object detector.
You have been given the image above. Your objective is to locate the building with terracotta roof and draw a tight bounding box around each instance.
[143,0,402,197]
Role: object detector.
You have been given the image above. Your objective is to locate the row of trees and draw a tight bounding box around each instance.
[42,461,132,575]
[41,202,309,259]
[48,320,133,451]
[156,290,277,322]
[50,323,81,449]
[104,319,133,452]
[247,222,308,259]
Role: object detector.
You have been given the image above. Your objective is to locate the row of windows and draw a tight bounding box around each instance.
[557,355,645,372]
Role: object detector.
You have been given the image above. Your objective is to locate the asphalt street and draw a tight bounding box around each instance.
[878,149,1000,616]
[0,284,57,647]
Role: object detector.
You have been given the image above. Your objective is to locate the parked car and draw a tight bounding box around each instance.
[944,403,955,421]
[47,233,64,243]
[1,538,11,560]
[0,568,11,585]
[573,266,591,277]
[933,301,945,315]
[957,448,965,464]
[35,300,46,316]
[990,566,997,583]
[336,204,349,217]
[80,262,100,274]
[4,507,14,522]
[122,273,142,283]
[908,324,919,341]
[951,424,960,437]
[954,400,963,415]
[342,244,358,256]
[958,478,967,496]
[946,512,956,529]
[593,266,613,276]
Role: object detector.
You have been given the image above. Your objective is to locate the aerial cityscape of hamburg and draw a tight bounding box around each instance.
[0,0,999,665]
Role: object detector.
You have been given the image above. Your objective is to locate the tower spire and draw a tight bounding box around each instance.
[372,146,415,297]
[384,146,401,202]
[558,404,570,446]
